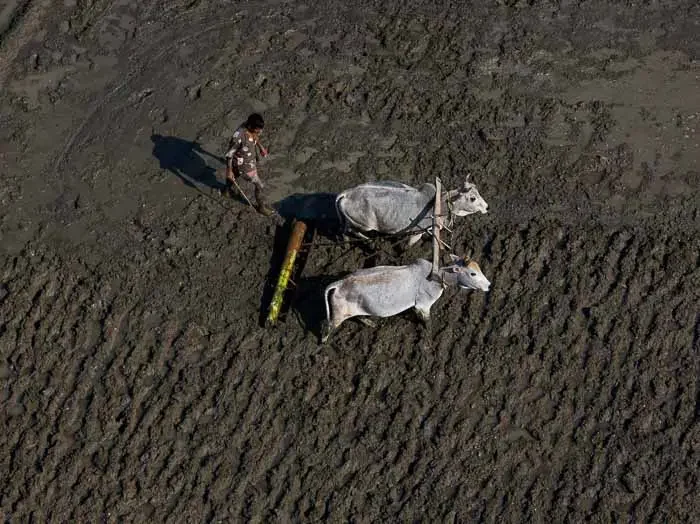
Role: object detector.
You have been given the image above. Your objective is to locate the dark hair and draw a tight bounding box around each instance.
[245,113,264,131]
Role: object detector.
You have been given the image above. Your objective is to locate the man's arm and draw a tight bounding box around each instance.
[255,140,268,158]
[225,133,243,177]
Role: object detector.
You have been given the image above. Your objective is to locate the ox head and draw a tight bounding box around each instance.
[445,175,488,216]
[446,254,491,291]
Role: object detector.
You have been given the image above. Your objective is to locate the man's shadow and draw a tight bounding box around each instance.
[151,134,249,205]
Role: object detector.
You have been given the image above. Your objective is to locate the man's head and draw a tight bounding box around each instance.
[245,113,265,136]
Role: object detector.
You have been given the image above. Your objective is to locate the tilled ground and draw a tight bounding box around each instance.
[1,0,699,521]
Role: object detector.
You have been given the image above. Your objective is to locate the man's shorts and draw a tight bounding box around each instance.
[233,166,264,189]
[241,169,264,188]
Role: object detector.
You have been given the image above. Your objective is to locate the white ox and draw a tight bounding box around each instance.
[321,255,490,342]
[336,177,488,246]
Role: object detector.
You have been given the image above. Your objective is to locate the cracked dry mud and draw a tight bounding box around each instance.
[1,0,699,521]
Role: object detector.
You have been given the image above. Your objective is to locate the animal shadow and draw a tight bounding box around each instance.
[274,192,344,240]
[290,274,348,340]
[151,134,248,203]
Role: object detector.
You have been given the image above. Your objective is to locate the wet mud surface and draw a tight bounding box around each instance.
[1,0,699,521]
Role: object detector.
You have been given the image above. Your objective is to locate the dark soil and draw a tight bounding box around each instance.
[1,0,699,521]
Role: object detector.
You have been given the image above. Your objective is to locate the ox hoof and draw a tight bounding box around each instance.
[415,311,431,329]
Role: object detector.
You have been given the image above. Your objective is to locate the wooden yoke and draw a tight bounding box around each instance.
[431,177,442,280]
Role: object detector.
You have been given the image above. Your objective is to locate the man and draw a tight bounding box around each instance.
[223,113,275,216]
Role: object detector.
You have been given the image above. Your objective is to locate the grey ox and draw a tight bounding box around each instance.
[336,176,488,246]
[321,255,491,342]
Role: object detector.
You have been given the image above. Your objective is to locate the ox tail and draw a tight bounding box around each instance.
[335,193,349,234]
[324,282,341,324]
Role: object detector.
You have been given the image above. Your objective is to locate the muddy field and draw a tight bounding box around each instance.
[1,0,699,521]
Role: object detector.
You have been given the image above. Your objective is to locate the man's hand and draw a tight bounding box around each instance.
[225,164,235,182]
[256,142,269,158]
